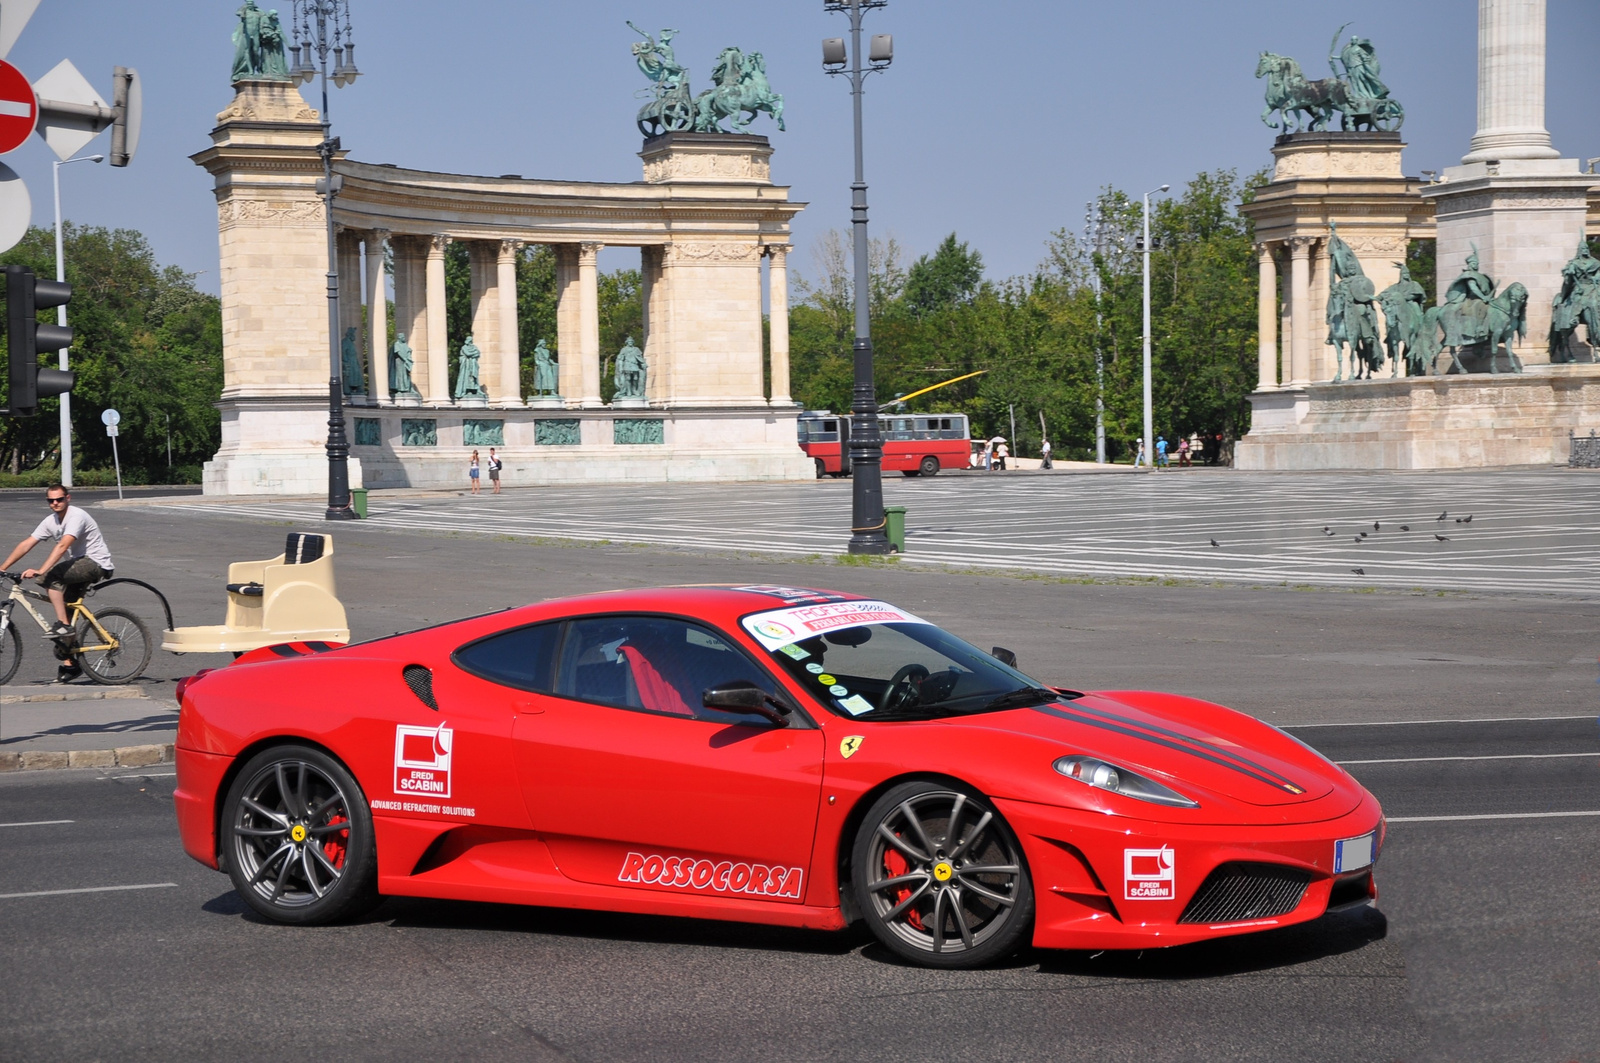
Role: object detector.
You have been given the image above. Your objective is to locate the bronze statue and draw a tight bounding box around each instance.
[340,327,365,395]
[1550,240,1600,363]
[532,339,559,395]
[613,337,646,399]
[1325,224,1382,382]
[1377,263,1429,377]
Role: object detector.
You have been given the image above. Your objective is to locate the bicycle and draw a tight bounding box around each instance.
[0,571,153,685]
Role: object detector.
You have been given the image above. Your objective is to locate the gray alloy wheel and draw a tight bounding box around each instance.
[852,780,1034,968]
[222,745,378,925]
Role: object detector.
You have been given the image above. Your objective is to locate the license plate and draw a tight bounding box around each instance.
[1334,831,1376,873]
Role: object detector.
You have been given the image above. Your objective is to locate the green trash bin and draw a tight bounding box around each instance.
[350,487,368,519]
[884,505,906,553]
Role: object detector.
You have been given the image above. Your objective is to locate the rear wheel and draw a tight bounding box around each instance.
[815,458,827,479]
[918,456,940,476]
[222,744,378,925]
[75,607,152,685]
[852,780,1033,968]
[0,618,20,684]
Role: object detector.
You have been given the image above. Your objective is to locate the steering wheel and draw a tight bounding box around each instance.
[879,663,929,713]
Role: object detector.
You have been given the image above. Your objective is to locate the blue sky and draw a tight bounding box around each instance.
[4,1,1596,293]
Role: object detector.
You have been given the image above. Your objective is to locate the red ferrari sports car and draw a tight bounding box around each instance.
[174,584,1383,968]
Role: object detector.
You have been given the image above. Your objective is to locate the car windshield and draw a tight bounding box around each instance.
[741,600,1060,721]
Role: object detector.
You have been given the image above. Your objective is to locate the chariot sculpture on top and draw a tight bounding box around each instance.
[629,23,785,137]
[1258,25,1404,134]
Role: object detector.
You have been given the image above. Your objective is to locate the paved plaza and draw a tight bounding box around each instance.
[145,467,1600,597]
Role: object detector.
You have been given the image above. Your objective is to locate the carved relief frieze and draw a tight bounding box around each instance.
[644,152,771,183]
[217,197,324,229]
[665,242,763,265]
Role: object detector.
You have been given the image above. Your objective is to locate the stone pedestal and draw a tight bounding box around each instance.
[611,397,648,409]
[456,396,489,409]
[1235,365,1600,469]
[527,396,563,409]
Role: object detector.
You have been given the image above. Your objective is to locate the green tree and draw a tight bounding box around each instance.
[903,233,984,317]
[0,225,221,479]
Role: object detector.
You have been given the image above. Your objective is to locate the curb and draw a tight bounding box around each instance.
[1,688,151,704]
[0,743,175,773]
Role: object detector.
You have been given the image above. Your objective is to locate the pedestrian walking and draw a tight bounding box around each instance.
[1177,437,1191,467]
[1156,436,1170,467]
[487,447,503,494]
[982,441,993,471]
[468,449,481,495]
[995,440,1009,471]
[1133,439,1146,467]
[1040,439,1053,469]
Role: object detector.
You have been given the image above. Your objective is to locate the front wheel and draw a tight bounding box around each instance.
[851,780,1034,968]
[222,745,378,925]
[0,617,21,685]
[75,607,152,685]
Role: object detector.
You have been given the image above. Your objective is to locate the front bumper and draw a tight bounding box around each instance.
[998,792,1384,951]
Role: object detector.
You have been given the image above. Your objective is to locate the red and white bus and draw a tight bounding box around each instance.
[797,410,971,478]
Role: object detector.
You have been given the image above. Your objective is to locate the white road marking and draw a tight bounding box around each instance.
[1285,715,1598,729]
[1388,810,1600,823]
[1338,752,1600,765]
[0,882,177,900]
[0,819,74,828]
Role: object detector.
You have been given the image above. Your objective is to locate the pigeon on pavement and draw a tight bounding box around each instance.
[1438,511,1448,521]
[1400,525,1410,532]
[1353,535,1363,543]
[1463,515,1473,523]
[1373,522,1380,531]
[1435,533,1449,541]
[1351,568,1365,576]
[1209,539,1220,547]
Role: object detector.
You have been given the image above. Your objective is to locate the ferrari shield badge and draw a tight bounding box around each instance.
[839,735,864,759]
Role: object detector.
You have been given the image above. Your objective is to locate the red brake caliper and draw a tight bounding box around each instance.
[883,837,925,930]
[320,815,348,868]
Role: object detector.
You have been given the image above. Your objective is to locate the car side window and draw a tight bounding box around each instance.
[555,615,782,725]
[452,620,563,693]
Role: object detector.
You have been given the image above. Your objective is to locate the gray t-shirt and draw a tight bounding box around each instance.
[31,506,114,571]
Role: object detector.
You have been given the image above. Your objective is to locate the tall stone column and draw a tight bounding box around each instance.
[766,244,793,405]
[1256,242,1278,390]
[1464,0,1558,163]
[577,241,604,408]
[391,235,429,403]
[335,230,364,397]
[554,244,582,405]
[425,234,451,404]
[364,229,389,403]
[640,246,668,405]
[1288,237,1313,387]
[497,240,523,405]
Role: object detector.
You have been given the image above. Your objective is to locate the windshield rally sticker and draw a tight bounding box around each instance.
[1123,846,1176,900]
[742,600,930,650]
[394,722,453,799]
[618,851,804,899]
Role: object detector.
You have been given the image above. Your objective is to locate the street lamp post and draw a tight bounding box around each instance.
[288,0,361,520]
[1141,184,1168,470]
[52,152,104,489]
[823,0,893,554]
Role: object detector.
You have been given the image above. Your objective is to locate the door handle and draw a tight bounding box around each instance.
[515,700,545,715]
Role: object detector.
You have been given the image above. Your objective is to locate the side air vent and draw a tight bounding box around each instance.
[402,664,438,710]
[1179,862,1312,924]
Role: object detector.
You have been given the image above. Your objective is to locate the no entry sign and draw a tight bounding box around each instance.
[0,59,37,155]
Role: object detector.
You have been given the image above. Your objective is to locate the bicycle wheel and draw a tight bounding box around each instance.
[0,618,21,685]
[75,606,153,685]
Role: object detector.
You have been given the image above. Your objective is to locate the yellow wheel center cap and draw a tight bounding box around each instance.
[290,824,308,843]
[933,862,953,882]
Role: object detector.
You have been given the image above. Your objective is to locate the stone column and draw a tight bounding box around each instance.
[497,240,523,405]
[467,241,500,404]
[391,235,429,401]
[364,229,389,403]
[1255,242,1278,390]
[1288,236,1313,387]
[554,245,582,405]
[577,241,604,408]
[1464,0,1558,163]
[425,234,451,404]
[766,244,793,405]
[640,246,668,405]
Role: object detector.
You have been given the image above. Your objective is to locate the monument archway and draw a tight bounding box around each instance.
[192,79,810,494]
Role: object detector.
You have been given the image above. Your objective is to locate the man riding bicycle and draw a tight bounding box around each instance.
[0,485,115,681]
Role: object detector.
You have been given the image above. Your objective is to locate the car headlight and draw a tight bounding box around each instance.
[1053,755,1200,809]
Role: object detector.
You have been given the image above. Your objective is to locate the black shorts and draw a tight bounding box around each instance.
[41,557,109,599]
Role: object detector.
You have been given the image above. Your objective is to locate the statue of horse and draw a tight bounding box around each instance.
[693,47,784,133]
[1438,282,1529,375]
[1257,53,1337,133]
[1550,297,1600,363]
[1329,275,1383,381]
[1377,269,1430,377]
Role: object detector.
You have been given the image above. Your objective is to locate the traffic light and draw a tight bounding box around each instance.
[4,264,75,416]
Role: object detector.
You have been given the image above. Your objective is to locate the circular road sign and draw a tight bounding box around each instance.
[101,408,120,427]
[0,60,38,155]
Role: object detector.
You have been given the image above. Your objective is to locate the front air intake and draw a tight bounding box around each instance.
[1179,862,1311,924]
[402,664,438,710]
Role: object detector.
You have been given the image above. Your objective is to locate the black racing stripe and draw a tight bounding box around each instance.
[1067,701,1300,788]
[269,644,303,658]
[1033,704,1297,792]
[304,641,335,652]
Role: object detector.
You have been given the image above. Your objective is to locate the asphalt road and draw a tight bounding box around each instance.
[3,716,1596,1063]
[0,479,1597,1060]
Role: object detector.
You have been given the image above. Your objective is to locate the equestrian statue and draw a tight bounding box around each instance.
[1434,246,1528,375]
[1549,239,1600,363]
[1376,263,1429,378]
[1326,223,1383,382]
[627,25,784,137]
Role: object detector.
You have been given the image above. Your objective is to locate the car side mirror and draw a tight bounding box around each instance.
[991,646,1018,668]
[702,680,790,728]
